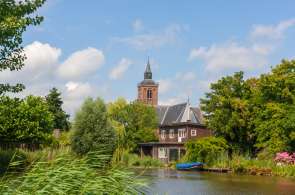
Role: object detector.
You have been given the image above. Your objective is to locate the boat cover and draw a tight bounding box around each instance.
[176,162,204,169]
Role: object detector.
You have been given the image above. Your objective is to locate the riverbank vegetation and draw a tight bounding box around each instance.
[184,59,295,177]
[0,97,151,193]
[0,148,146,194]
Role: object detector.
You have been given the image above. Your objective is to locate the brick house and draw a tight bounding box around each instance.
[138,60,212,163]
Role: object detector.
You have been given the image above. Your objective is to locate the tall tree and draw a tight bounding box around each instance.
[200,72,255,154]
[0,0,45,95]
[0,95,54,144]
[108,99,157,152]
[71,97,116,157]
[253,60,295,155]
[45,87,70,131]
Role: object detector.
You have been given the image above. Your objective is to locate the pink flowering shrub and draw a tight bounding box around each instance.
[274,152,295,164]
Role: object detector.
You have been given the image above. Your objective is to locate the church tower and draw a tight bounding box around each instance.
[137,59,159,106]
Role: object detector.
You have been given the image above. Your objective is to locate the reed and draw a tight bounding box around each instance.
[0,148,147,194]
[207,153,295,177]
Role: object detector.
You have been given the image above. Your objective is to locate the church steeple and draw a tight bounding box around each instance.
[137,57,159,106]
[144,57,152,79]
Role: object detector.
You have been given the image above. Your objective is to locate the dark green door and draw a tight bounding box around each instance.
[169,148,178,162]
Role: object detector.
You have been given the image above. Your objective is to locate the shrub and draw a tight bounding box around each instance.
[274,152,295,164]
[184,137,229,165]
[71,97,116,158]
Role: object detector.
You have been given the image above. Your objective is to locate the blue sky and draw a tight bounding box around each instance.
[2,0,295,116]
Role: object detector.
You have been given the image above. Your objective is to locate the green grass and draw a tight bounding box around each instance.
[206,153,295,177]
[120,152,164,168]
[0,148,147,194]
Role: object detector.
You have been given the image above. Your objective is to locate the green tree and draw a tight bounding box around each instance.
[71,97,116,157]
[184,137,228,165]
[200,72,254,154]
[107,98,128,162]
[0,0,45,95]
[45,87,70,131]
[0,95,54,144]
[253,60,295,156]
[108,99,157,153]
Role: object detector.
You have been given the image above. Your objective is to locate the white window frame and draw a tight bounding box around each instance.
[178,128,186,138]
[191,129,197,136]
[160,130,166,139]
[169,129,175,138]
[158,147,167,158]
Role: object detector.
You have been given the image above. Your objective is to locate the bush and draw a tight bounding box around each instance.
[274,152,295,164]
[71,98,116,158]
[184,137,229,165]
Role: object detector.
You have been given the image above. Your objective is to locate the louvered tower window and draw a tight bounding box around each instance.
[147,89,152,99]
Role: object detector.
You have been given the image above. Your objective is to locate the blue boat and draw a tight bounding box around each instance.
[176,162,204,171]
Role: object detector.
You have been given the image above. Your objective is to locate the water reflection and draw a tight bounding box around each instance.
[140,169,295,195]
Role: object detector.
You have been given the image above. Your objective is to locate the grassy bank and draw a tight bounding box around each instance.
[117,152,164,168]
[0,148,147,194]
[205,154,295,178]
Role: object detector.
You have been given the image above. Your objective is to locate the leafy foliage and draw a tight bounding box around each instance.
[201,59,295,156]
[0,95,54,144]
[252,60,295,155]
[108,98,157,154]
[71,97,116,157]
[0,0,45,95]
[184,137,228,165]
[45,87,70,131]
[201,72,254,153]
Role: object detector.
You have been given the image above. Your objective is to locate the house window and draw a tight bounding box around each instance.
[147,89,152,99]
[158,147,167,158]
[191,129,197,136]
[160,130,166,139]
[169,129,175,138]
[178,128,186,138]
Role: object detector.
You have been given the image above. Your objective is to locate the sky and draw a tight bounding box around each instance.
[1,0,295,116]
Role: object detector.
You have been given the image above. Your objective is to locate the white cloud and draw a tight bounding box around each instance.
[175,72,196,81]
[63,81,94,115]
[109,58,132,80]
[189,18,295,74]
[189,42,268,72]
[113,24,185,50]
[65,81,92,100]
[58,47,104,80]
[0,41,110,117]
[132,19,144,32]
[158,79,173,94]
[251,18,295,40]
[0,41,61,82]
[158,96,187,106]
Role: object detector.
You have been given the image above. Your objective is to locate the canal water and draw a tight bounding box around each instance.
[140,169,295,195]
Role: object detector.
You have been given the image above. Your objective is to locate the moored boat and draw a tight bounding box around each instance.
[176,162,204,171]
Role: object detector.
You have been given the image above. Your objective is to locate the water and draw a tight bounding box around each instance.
[140,169,295,195]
